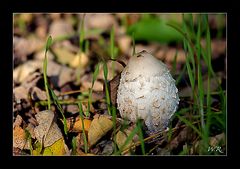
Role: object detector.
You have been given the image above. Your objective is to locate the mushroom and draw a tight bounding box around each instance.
[117,50,179,134]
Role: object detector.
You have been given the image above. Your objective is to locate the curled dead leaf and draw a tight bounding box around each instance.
[33,110,63,147]
[66,118,92,133]
[88,115,113,147]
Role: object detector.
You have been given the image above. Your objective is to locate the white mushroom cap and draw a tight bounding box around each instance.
[117,50,179,134]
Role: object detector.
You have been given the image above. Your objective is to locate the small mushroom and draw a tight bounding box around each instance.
[117,50,179,134]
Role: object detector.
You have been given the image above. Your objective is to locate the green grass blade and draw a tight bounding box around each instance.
[110,27,117,77]
[47,83,68,135]
[92,63,100,88]
[111,105,117,154]
[176,64,187,85]
[45,36,52,53]
[43,36,52,110]
[196,15,205,131]
[87,63,100,116]
[172,50,178,75]
[71,136,77,155]
[137,120,146,155]
[78,102,88,153]
[110,27,115,59]
[103,62,111,116]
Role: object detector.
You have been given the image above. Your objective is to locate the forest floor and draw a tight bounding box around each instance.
[13,13,226,155]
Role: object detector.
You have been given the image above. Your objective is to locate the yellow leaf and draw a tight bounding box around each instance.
[88,115,113,147]
[43,138,66,156]
[69,53,89,68]
[67,118,92,133]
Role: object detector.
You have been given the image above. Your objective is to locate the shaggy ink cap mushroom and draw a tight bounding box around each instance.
[117,50,179,134]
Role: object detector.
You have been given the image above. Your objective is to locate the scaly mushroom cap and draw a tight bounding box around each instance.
[117,50,179,134]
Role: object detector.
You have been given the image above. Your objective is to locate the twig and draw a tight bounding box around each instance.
[121,121,200,155]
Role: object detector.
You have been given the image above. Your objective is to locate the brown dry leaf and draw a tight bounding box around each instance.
[13,60,42,84]
[13,126,30,150]
[13,115,27,150]
[14,72,41,104]
[84,14,117,31]
[66,105,79,114]
[66,118,92,133]
[14,86,29,102]
[101,141,114,155]
[30,86,47,101]
[13,115,23,128]
[117,35,132,54]
[52,47,76,65]
[116,130,133,152]
[46,61,75,87]
[14,36,44,61]
[66,104,94,115]
[80,73,103,92]
[116,126,139,154]
[33,110,63,147]
[69,53,89,69]
[169,127,191,150]
[88,115,113,147]
[34,49,54,61]
[107,73,121,106]
[49,19,74,38]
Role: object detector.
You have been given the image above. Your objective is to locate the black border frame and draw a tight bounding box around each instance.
[1,0,239,169]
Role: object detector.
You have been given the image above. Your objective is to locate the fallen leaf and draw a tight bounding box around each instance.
[116,130,132,151]
[66,118,92,133]
[43,138,69,156]
[45,61,75,87]
[101,141,114,155]
[49,19,74,38]
[69,53,89,69]
[169,127,191,150]
[13,60,42,84]
[84,14,117,31]
[13,126,30,150]
[52,47,76,65]
[13,115,23,128]
[14,36,44,62]
[30,86,47,101]
[34,49,54,61]
[88,115,113,147]
[117,35,131,54]
[106,73,121,106]
[34,110,63,147]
